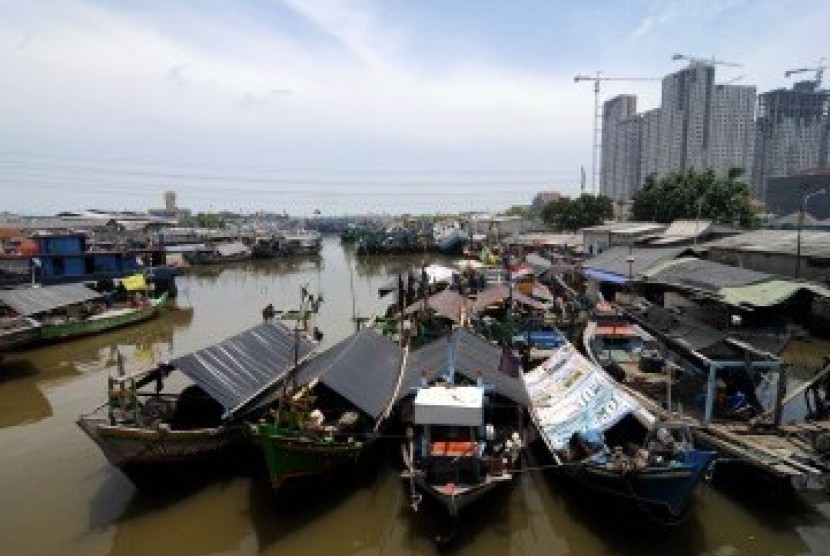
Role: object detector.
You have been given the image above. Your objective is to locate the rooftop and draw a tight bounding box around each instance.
[703,229,830,259]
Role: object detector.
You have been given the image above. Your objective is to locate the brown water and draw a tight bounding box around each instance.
[1,237,829,556]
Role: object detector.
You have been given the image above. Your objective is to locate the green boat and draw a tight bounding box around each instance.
[248,394,365,489]
[40,291,168,341]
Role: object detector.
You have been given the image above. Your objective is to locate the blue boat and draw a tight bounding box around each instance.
[522,341,716,523]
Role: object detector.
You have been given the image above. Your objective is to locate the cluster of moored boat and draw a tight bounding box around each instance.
[72,257,809,544]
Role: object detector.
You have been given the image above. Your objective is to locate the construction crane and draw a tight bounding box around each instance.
[785,58,827,88]
[574,72,660,194]
[671,53,742,67]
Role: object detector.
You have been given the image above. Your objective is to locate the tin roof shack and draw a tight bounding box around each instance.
[702,230,830,283]
[581,246,690,302]
[581,222,667,255]
[640,257,830,342]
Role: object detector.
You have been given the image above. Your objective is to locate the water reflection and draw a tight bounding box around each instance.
[0,305,193,428]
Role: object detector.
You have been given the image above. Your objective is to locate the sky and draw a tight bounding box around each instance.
[0,0,827,215]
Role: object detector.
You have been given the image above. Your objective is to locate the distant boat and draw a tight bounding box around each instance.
[40,292,167,341]
[183,242,252,265]
[523,341,715,523]
[77,321,316,480]
[280,230,322,255]
[0,283,167,345]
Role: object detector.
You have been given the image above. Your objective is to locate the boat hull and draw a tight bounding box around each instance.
[562,450,715,521]
[39,293,166,341]
[77,416,245,468]
[404,471,512,519]
[250,424,364,489]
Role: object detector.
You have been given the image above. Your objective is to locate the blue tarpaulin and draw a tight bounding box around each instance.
[583,268,630,284]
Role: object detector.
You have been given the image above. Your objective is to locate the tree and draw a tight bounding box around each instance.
[630,168,758,227]
[501,205,531,218]
[541,194,613,232]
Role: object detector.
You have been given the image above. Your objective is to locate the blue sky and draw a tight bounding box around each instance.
[0,0,827,215]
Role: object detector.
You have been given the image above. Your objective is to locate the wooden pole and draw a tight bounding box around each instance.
[773,364,788,427]
[704,361,718,425]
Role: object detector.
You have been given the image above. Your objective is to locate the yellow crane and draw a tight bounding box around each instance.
[785,58,827,88]
[573,72,660,194]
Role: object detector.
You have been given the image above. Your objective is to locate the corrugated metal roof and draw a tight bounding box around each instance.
[704,230,830,258]
[292,328,403,420]
[172,321,314,414]
[720,280,830,307]
[399,329,528,405]
[582,222,666,233]
[0,284,102,316]
[647,257,773,292]
[583,246,687,279]
[661,219,713,238]
[622,302,724,352]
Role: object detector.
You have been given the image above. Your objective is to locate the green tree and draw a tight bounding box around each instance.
[541,194,613,232]
[630,168,758,227]
[501,205,531,218]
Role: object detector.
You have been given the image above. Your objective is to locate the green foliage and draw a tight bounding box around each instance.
[501,205,531,218]
[630,168,759,227]
[541,194,614,232]
[180,212,227,229]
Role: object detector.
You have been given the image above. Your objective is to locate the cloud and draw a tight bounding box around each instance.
[629,0,744,39]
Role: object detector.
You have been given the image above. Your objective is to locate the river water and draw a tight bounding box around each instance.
[1,237,829,556]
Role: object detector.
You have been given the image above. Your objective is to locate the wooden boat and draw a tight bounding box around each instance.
[40,291,167,341]
[248,327,406,489]
[0,316,41,352]
[184,242,252,265]
[523,341,715,523]
[400,384,523,520]
[400,329,524,523]
[280,230,322,255]
[77,321,316,478]
[248,391,367,488]
[582,302,671,397]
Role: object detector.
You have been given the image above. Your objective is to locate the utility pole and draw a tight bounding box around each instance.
[573,73,659,195]
[796,186,826,279]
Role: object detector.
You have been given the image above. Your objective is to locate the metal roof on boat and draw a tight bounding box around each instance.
[0,284,101,316]
[399,329,528,405]
[171,321,315,415]
[293,328,404,420]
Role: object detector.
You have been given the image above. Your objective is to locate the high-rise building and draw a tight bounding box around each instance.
[708,83,756,176]
[600,95,637,198]
[164,190,177,211]
[658,63,716,175]
[753,81,830,202]
[639,108,662,181]
[613,115,642,201]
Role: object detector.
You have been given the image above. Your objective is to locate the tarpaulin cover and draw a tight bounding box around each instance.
[404,289,468,323]
[0,284,101,316]
[523,343,653,451]
[399,329,528,405]
[172,321,314,414]
[215,242,250,257]
[120,274,147,291]
[293,328,404,420]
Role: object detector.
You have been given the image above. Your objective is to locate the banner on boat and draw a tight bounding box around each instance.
[523,344,650,451]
